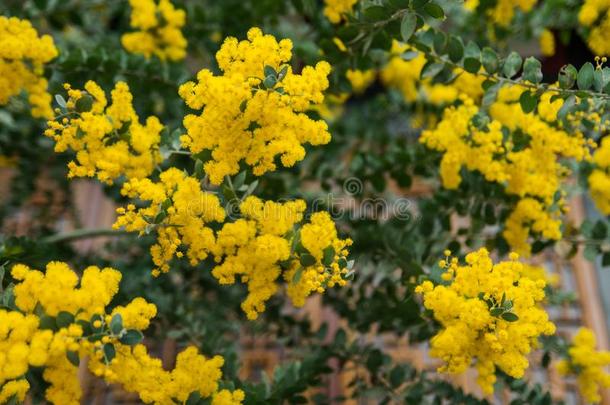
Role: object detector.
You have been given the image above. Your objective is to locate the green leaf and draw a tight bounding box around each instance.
[110,313,123,335]
[490,307,504,317]
[503,52,522,78]
[263,75,277,89]
[401,50,419,61]
[194,159,205,179]
[119,329,143,345]
[481,47,499,74]
[292,267,304,284]
[421,62,445,79]
[75,94,94,113]
[481,82,501,110]
[103,343,116,363]
[557,94,576,122]
[501,312,519,322]
[603,252,610,267]
[263,65,276,78]
[541,351,551,368]
[67,350,80,367]
[433,31,447,54]
[463,57,481,73]
[153,211,167,224]
[363,5,390,22]
[389,365,406,388]
[423,2,444,19]
[559,64,577,89]
[338,258,348,268]
[186,392,202,405]
[577,62,594,90]
[322,246,335,266]
[39,315,56,330]
[447,36,464,63]
[584,244,598,262]
[519,90,538,113]
[299,253,316,267]
[277,65,288,81]
[400,12,417,42]
[55,94,67,108]
[56,311,75,328]
[233,171,247,190]
[523,57,543,84]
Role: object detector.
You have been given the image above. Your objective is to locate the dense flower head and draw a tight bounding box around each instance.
[539,29,556,56]
[121,0,187,60]
[490,0,536,26]
[0,261,242,404]
[579,0,610,55]
[420,86,591,255]
[0,16,58,118]
[556,328,610,403]
[114,174,352,319]
[415,249,555,394]
[88,345,244,405]
[381,41,485,106]
[179,27,332,185]
[346,69,376,94]
[323,0,358,23]
[44,81,163,184]
[115,167,226,274]
[589,136,610,214]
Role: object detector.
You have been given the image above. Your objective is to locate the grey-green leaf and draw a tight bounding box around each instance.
[577,62,594,90]
[523,57,543,84]
[110,313,123,335]
[503,52,522,79]
[400,12,417,42]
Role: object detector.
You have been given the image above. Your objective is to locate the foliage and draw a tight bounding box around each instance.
[2,0,610,404]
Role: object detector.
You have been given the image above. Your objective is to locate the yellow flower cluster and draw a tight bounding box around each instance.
[44,81,163,184]
[589,136,610,214]
[115,171,352,319]
[579,0,610,55]
[179,27,331,185]
[122,0,187,61]
[285,211,352,308]
[115,167,226,274]
[421,87,591,255]
[323,0,358,23]
[346,69,376,94]
[0,16,58,118]
[381,41,485,106]
[1,261,242,405]
[415,249,555,394]
[557,328,610,403]
[88,345,244,405]
[539,29,556,57]
[212,196,306,318]
[489,0,536,26]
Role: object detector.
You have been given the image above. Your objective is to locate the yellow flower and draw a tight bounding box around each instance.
[115,167,226,274]
[44,81,163,184]
[323,0,358,23]
[557,328,610,403]
[2,262,242,404]
[539,29,556,56]
[88,344,244,405]
[122,0,187,60]
[421,86,590,255]
[179,27,332,185]
[416,248,555,394]
[0,16,58,118]
[589,137,610,214]
[346,69,376,94]
[381,41,484,105]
